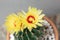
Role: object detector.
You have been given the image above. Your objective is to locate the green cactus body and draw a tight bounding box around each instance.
[14,26,45,40]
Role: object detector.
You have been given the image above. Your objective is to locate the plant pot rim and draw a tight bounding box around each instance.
[6,16,59,40]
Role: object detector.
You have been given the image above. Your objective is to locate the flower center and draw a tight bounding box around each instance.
[27,15,35,23]
[14,21,16,27]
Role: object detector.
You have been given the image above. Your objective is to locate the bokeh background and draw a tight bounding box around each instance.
[0,0,60,40]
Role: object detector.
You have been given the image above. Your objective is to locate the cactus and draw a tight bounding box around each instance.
[5,7,46,40]
[14,26,45,40]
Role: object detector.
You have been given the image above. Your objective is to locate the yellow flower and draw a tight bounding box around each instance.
[5,13,24,34]
[5,7,45,34]
[18,7,45,31]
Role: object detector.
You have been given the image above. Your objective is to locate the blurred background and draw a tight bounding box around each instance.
[0,0,60,40]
